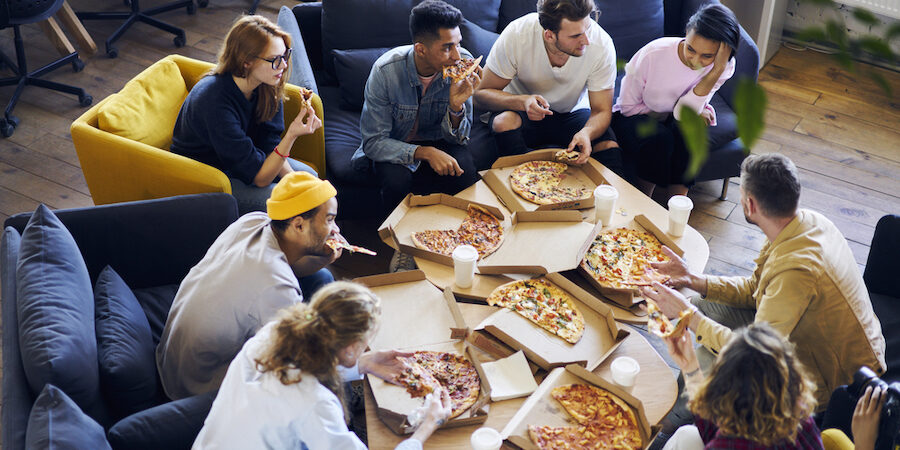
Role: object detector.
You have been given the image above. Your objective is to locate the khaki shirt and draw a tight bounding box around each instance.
[696,209,885,407]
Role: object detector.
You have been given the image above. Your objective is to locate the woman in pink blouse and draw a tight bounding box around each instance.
[612,3,739,198]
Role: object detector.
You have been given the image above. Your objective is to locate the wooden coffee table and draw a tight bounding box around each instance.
[363,302,678,449]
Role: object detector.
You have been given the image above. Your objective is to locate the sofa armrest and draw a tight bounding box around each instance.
[284,84,327,177]
[107,390,218,450]
[293,2,323,72]
[3,194,238,290]
[2,228,31,450]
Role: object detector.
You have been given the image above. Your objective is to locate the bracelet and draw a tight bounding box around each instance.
[684,367,701,378]
[273,146,289,158]
[448,104,465,117]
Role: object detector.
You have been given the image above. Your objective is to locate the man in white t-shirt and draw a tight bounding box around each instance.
[474,0,623,174]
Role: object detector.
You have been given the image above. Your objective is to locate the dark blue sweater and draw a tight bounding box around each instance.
[171,73,284,186]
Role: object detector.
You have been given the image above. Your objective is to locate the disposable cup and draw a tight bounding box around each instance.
[470,427,502,450]
[667,195,694,237]
[593,185,619,227]
[611,356,640,387]
[452,245,478,289]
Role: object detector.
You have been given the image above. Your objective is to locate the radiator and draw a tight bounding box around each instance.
[839,0,900,20]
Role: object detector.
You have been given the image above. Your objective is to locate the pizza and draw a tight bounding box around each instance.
[486,279,585,344]
[443,55,482,82]
[554,149,581,164]
[325,235,376,256]
[581,228,670,291]
[509,161,587,205]
[411,204,504,259]
[528,384,642,449]
[298,86,314,110]
[646,302,693,339]
[395,351,481,419]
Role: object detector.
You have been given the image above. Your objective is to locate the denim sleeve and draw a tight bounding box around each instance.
[359,67,419,167]
[442,97,472,144]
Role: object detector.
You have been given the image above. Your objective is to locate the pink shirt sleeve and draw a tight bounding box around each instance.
[673,58,736,126]
[615,51,652,117]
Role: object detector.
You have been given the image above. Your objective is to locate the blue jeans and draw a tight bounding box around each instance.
[299,268,334,302]
[229,158,317,216]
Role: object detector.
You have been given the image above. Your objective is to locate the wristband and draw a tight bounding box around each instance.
[449,104,465,117]
[273,146,289,158]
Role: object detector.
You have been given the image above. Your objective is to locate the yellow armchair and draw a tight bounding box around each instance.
[71,54,325,206]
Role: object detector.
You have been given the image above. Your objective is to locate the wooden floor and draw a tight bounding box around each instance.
[1,0,898,281]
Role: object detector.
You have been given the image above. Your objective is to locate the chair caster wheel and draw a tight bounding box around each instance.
[107,47,118,58]
[174,35,186,48]
[72,58,85,72]
[1,119,15,138]
[187,2,196,14]
[79,94,93,107]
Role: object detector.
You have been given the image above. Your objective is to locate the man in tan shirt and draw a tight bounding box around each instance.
[646,153,885,408]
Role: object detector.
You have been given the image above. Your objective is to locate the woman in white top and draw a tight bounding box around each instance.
[612,3,739,199]
[193,281,451,449]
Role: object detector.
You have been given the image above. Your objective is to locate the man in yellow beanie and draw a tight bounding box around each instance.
[157,172,342,400]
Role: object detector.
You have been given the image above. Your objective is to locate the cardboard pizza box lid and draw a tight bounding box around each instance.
[476,211,602,275]
[353,270,468,350]
[366,340,491,434]
[474,273,629,371]
[482,149,609,212]
[578,214,685,307]
[377,194,508,268]
[501,364,652,449]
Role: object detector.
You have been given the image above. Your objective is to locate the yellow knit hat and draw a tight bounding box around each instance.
[266,172,337,220]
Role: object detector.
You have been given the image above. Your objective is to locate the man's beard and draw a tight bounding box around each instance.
[743,205,756,226]
[555,40,584,57]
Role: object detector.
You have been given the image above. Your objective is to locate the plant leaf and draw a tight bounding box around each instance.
[852,8,880,26]
[795,26,828,44]
[676,107,708,180]
[635,118,658,138]
[616,58,627,72]
[866,71,893,97]
[825,19,849,48]
[887,22,900,41]
[733,79,768,151]
[857,35,896,61]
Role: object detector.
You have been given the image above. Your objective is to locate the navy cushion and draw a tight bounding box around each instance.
[333,47,391,111]
[107,390,218,450]
[498,0,535,31]
[322,0,502,76]
[95,266,158,420]
[2,227,30,450]
[25,384,111,450]
[15,205,100,417]
[596,0,664,61]
[132,283,180,346]
[460,19,500,61]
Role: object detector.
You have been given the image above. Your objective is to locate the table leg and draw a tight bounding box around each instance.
[57,2,98,57]
[37,18,76,56]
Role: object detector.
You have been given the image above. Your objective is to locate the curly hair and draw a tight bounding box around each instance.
[215,15,291,123]
[254,281,381,417]
[690,323,818,446]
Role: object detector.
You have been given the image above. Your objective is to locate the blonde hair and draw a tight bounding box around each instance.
[690,323,818,445]
[215,15,291,123]
[254,282,381,417]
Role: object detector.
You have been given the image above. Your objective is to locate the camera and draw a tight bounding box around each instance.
[848,366,900,450]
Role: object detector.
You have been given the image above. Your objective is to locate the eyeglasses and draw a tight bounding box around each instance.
[257,48,292,70]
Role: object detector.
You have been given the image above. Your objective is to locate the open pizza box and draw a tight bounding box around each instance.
[473,272,629,371]
[353,270,492,434]
[578,214,685,308]
[377,193,508,268]
[501,364,653,449]
[482,149,609,212]
[476,210,603,275]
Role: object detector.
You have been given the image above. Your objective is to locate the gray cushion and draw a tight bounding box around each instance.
[596,0,664,61]
[277,5,318,94]
[16,205,100,417]
[460,19,499,61]
[333,47,391,111]
[25,384,111,450]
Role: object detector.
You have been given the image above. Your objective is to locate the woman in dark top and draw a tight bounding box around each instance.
[171,15,321,215]
[660,321,823,449]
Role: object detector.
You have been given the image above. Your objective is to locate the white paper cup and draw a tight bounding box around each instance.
[452,245,478,289]
[611,356,640,387]
[470,427,502,450]
[667,195,694,237]
[593,185,619,227]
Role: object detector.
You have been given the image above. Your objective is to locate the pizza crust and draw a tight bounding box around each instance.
[646,302,693,339]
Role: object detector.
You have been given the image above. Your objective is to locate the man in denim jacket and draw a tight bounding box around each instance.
[351,0,481,213]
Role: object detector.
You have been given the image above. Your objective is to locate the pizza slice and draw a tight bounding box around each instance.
[325,235,377,256]
[554,149,581,164]
[396,359,442,399]
[646,302,693,339]
[443,55,482,82]
[486,279,585,344]
[411,204,504,259]
[408,351,481,419]
[529,424,607,450]
[298,86,314,110]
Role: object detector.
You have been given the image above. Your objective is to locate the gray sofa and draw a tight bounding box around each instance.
[290,0,759,219]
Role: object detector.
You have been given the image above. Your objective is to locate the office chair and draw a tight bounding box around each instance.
[0,0,92,138]
[76,0,194,58]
